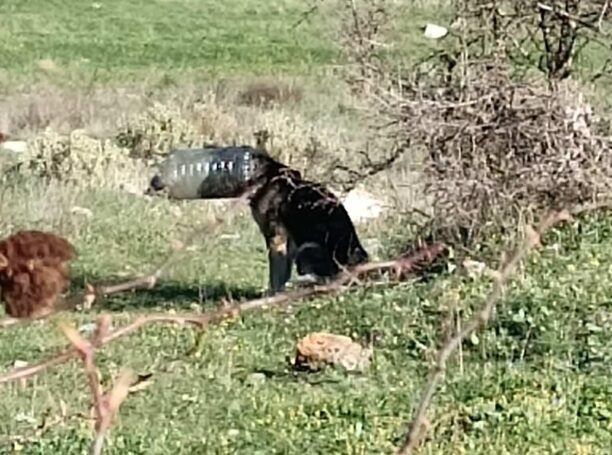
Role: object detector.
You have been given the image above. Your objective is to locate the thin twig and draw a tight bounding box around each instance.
[597,1,610,31]
[58,317,134,455]
[537,2,609,34]
[292,2,319,29]
[91,369,134,455]
[88,214,228,301]
[396,209,572,455]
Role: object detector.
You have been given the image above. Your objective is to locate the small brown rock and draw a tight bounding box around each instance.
[293,332,372,372]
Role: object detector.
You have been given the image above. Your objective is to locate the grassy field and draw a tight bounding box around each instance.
[0,178,610,454]
[0,0,443,89]
[0,0,334,86]
[1,1,611,454]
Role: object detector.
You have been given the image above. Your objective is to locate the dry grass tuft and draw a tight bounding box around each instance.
[0,77,422,219]
[0,85,152,138]
[3,128,147,193]
[236,79,303,108]
[111,89,371,186]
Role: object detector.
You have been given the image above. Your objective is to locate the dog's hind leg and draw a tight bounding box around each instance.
[295,242,338,278]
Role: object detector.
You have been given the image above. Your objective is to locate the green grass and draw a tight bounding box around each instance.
[0,0,336,87]
[0,0,449,89]
[1,0,611,453]
[0,184,610,454]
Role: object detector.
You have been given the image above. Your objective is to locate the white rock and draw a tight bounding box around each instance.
[423,23,448,40]
[71,206,94,218]
[341,188,385,224]
[78,322,98,334]
[14,412,37,424]
[0,140,27,153]
[13,360,29,369]
[463,259,486,278]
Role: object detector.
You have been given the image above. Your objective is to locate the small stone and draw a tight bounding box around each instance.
[13,360,28,369]
[0,140,28,154]
[342,188,385,224]
[246,372,267,385]
[293,332,373,373]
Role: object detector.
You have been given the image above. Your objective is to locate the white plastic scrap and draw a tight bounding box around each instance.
[423,23,448,40]
[341,188,385,224]
[0,140,28,153]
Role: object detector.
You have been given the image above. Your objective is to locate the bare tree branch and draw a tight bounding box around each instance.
[537,2,610,34]
[0,242,446,385]
[597,1,610,30]
[58,316,134,455]
[396,209,572,455]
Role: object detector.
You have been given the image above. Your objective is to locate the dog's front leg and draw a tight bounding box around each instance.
[267,225,294,294]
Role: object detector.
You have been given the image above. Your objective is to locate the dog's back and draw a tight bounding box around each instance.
[278,179,369,276]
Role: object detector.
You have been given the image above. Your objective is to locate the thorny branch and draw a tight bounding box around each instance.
[59,317,134,455]
[331,143,407,192]
[396,209,572,455]
[292,0,321,29]
[0,242,446,385]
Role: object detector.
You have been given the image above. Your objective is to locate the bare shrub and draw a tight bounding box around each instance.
[1,128,147,195]
[115,101,203,159]
[2,89,375,199]
[2,76,400,201]
[112,90,371,186]
[338,0,612,244]
[0,73,425,206]
[417,64,611,241]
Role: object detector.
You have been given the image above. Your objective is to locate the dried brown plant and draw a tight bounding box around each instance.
[0,230,75,319]
[237,80,303,108]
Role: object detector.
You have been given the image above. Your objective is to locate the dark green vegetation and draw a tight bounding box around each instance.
[0,1,611,453]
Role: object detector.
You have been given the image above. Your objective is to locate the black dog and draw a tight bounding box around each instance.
[147,146,369,294]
